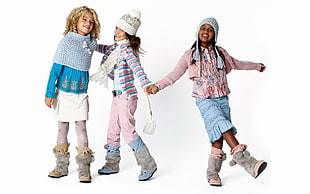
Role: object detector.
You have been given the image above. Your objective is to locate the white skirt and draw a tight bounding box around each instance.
[53,90,89,122]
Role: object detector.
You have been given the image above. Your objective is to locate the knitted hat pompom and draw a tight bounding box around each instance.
[129,9,141,19]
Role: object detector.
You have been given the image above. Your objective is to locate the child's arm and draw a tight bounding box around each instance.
[95,44,115,54]
[217,46,266,73]
[45,63,63,108]
[125,49,152,88]
[231,56,265,72]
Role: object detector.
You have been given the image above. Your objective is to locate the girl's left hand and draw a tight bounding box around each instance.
[260,63,266,72]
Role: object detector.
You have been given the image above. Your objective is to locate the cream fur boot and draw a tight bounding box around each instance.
[75,147,95,183]
[48,143,70,178]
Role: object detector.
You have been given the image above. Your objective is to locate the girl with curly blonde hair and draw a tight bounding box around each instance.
[44,5,100,183]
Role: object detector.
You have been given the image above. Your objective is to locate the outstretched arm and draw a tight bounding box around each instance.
[146,51,191,95]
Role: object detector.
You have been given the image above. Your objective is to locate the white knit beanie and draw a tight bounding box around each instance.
[116,10,141,36]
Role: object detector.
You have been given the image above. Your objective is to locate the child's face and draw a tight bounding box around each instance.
[198,24,215,48]
[76,12,94,36]
[114,27,127,41]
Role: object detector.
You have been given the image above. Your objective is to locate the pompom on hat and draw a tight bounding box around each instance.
[116,10,141,36]
[193,17,224,69]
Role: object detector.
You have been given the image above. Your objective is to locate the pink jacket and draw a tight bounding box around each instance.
[156,46,262,91]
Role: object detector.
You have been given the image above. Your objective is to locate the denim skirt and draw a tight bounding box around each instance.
[195,96,237,144]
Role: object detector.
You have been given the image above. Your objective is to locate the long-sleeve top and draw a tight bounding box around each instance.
[45,63,88,98]
[95,42,152,97]
[156,46,262,98]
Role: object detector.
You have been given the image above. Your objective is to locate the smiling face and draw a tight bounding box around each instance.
[114,27,127,41]
[76,12,94,36]
[198,24,215,48]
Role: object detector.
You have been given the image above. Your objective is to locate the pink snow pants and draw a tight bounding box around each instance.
[107,94,139,147]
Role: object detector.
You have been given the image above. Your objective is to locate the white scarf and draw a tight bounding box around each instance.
[140,91,156,135]
[90,39,128,87]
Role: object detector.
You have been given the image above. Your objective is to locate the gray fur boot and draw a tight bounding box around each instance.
[134,146,157,181]
[229,144,267,178]
[75,147,95,183]
[98,144,121,175]
[48,143,70,178]
[129,136,157,181]
[207,147,226,186]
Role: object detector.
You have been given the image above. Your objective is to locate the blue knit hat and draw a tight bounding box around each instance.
[193,17,224,69]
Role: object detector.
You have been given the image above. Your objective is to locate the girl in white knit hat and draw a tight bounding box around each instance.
[90,9,157,181]
[44,6,100,183]
[146,17,267,186]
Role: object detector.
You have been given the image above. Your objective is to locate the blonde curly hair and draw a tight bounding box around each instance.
[64,6,101,39]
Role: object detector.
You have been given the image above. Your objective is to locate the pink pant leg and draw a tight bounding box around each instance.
[106,95,139,146]
[106,97,122,147]
[118,95,139,144]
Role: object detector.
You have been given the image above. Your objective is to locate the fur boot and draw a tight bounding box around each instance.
[134,146,157,181]
[75,147,95,183]
[98,144,121,175]
[48,143,70,178]
[207,147,226,186]
[229,144,267,178]
[129,136,157,181]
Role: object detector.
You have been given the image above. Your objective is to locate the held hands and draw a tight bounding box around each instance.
[144,84,159,95]
[45,97,55,108]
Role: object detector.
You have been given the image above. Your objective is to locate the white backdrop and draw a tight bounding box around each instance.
[1,0,309,193]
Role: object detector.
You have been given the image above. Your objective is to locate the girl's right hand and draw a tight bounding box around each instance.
[45,97,55,108]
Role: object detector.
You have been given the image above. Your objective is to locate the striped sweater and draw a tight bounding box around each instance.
[95,42,152,96]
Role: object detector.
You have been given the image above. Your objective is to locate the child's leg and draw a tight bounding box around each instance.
[74,120,94,183]
[128,136,157,181]
[49,121,70,178]
[116,95,156,181]
[106,97,122,147]
[207,138,226,186]
[222,129,239,149]
[118,95,139,144]
[98,97,122,175]
[57,121,69,145]
[223,129,267,178]
[75,120,88,147]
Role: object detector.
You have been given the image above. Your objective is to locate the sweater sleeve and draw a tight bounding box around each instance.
[45,63,63,98]
[230,56,262,71]
[217,46,261,74]
[156,51,189,90]
[95,44,116,54]
[125,49,152,88]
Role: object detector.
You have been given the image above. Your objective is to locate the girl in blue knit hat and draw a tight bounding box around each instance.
[44,6,100,183]
[146,17,267,186]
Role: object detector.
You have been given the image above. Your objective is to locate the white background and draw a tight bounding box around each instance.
[1,0,309,193]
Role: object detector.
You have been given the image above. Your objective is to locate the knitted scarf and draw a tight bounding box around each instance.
[90,39,129,87]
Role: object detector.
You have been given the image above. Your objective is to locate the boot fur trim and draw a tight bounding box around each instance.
[76,147,95,157]
[210,147,226,159]
[230,144,247,155]
[53,143,70,155]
